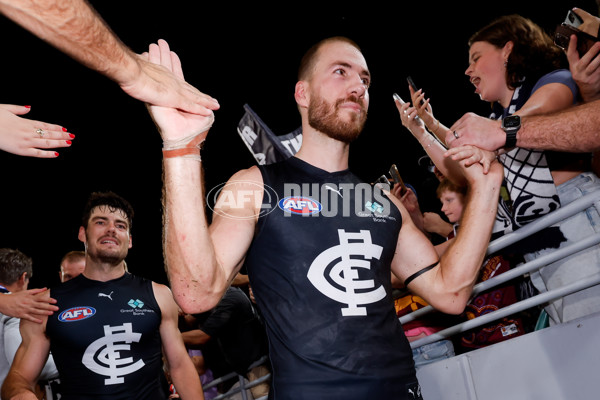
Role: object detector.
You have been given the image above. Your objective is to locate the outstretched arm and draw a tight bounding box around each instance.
[146,40,258,313]
[0,288,58,324]
[0,104,74,157]
[0,0,219,115]
[448,99,600,153]
[447,69,579,152]
[391,157,503,314]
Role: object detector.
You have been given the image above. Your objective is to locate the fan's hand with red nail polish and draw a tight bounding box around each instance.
[0,104,75,158]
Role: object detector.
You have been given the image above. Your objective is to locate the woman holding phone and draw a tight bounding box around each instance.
[395,13,600,327]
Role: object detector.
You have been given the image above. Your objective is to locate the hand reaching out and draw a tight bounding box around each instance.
[450,145,504,190]
[0,288,58,324]
[447,113,505,151]
[445,145,498,174]
[120,51,220,117]
[144,40,217,143]
[0,104,74,158]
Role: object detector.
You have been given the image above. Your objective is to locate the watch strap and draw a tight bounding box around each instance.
[504,129,517,148]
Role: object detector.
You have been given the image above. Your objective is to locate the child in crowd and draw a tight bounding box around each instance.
[435,178,529,353]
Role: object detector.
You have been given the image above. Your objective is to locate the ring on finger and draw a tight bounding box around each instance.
[36,128,45,137]
[453,130,459,139]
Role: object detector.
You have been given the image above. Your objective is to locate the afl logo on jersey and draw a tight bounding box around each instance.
[278,196,322,215]
[58,306,96,322]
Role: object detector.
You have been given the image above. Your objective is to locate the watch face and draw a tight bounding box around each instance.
[503,115,521,129]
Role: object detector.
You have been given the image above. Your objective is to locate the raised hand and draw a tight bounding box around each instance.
[144,40,217,144]
[393,94,425,135]
[567,35,600,102]
[408,87,435,127]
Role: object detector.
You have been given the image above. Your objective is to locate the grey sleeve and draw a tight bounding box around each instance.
[4,317,59,380]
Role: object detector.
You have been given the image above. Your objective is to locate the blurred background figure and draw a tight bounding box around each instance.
[0,248,59,394]
[58,250,85,283]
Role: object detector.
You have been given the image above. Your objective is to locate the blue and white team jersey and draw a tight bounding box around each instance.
[46,273,164,400]
[245,157,421,400]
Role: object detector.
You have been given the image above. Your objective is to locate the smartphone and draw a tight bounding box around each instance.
[406,76,424,105]
[393,93,421,122]
[406,76,419,91]
[555,9,598,56]
[554,23,598,56]
[564,9,583,28]
[372,174,391,187]
[389,164,407,196]
[393,93,405,104]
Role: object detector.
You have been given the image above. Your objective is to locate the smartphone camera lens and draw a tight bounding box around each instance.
[554,33,569,50]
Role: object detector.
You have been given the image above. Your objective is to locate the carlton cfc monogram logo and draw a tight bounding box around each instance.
[307,229,386,316]
[82,323,145,385]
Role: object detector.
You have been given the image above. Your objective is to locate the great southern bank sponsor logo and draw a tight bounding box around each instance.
[121,299,155,316]
[278,196,322,215]
[58,306,96,322]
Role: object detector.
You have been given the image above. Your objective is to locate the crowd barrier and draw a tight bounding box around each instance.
[400,189,600,349]
[202,355,270,400]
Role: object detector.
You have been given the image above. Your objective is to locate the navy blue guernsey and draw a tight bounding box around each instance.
[46,273,164,400]
[245,157,420,400]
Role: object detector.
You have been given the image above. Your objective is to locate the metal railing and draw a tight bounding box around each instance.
[400,189,600,349]
[202,355,270,400]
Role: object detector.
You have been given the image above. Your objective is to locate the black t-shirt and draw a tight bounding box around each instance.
[244,157,420,400]
[193,286,268,376]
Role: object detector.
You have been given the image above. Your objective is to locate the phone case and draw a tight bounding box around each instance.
[554,23,598,55]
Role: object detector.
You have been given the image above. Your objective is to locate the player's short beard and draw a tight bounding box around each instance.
[85,239,126,266]
[95,251,123,265]
[308,93,367,144]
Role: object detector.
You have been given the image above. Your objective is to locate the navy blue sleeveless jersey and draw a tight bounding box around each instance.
[244,157,420,400]
[46,273,164,400]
